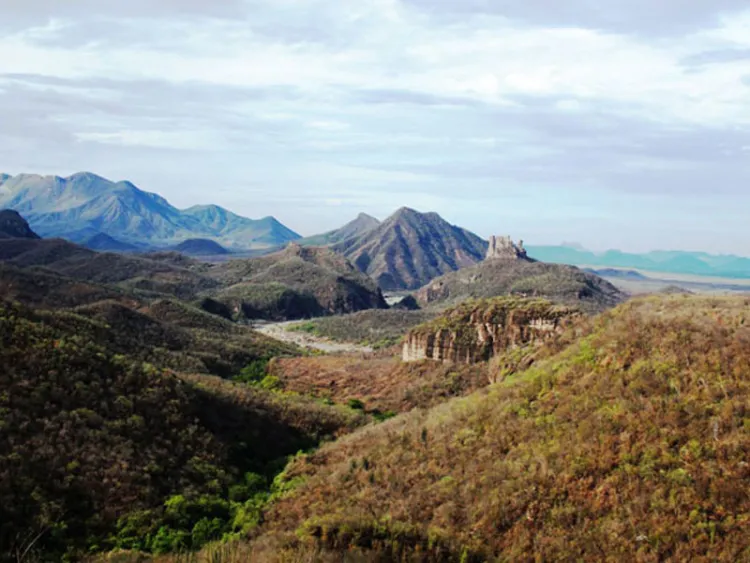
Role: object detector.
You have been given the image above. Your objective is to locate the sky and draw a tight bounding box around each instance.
[1,0,750,253]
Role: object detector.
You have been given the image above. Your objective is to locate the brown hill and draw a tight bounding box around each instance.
[246,295,750,562]
[209,243,387,320]
[416,256,625,314]
[333,207,488,291]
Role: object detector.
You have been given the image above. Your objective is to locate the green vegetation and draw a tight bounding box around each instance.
[248,295,750,561]
[0,302,366,561]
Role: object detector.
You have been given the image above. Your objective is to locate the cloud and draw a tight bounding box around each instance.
[1,0,750,252]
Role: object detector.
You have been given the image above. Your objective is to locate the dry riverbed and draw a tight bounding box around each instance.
[253,321,373,354]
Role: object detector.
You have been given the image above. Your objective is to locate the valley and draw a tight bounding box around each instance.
[1,182,750,562]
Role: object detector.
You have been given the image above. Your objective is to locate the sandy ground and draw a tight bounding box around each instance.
[254,321,374,354]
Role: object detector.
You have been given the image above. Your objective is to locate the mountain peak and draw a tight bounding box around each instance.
[334,207,488,290]
[67,171,109,183]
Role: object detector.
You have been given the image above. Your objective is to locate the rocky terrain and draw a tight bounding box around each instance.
[402,297,581,363]
[417,241,626,314]
[334,207,488,290]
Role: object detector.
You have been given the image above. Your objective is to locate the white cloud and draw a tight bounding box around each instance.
[1,0,750,251]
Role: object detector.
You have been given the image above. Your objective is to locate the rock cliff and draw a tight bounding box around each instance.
[486,235,527,260]
[403,297,581,363]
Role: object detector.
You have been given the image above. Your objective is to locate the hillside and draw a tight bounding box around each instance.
[299,213,380,247]
[209,243,388,320]
[245,295,750,561]
[84,232,141,252]
[333,207,488,291]
[0,237,218,300]
[173,238,230,256]
[417,256,625,313]
[0,172,300,250]
[0,209,40,239]
[0,301,365,561]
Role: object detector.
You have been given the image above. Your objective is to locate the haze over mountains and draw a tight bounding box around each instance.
[3,170,750,284]
[0,172,301,251]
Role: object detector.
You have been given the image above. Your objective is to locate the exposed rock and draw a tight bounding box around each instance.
[486,235,527,260]
[403,297,581,363]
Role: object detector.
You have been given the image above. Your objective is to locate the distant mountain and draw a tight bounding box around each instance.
[182,204,300,249]
[0,210,40,239]
[84,233,140,253]
[584,268,650,281]
[333,207,488,291]
[172,238,230,256]
[0,172,301,250]
[528,245,750,280]
[300,213,381,247]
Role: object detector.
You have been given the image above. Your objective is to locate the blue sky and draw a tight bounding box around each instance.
[1,0,749,253]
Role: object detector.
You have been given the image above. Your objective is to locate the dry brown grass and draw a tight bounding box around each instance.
[251,295,750,562]
[269,354,490,414]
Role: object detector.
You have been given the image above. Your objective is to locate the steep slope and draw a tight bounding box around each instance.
[299,213,381,247]
[251,295,750,562]
[334,207,488,290]
[210,243,388,320]
[0,301,365,560]
[0,172,300,250]
[403,297,582,363]
[417,256,625,314]
[0,209,40,239]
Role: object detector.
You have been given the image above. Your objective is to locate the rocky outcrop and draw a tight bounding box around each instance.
[486,235,527,260]
[403,297,581,363]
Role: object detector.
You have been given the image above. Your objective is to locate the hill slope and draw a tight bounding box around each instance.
[299,213,381,247]
[209,243,388,320]
[252,295,750,562]
[334,207,488,290]
[0,301,364,560]
[173,238,230,256]
[0,209,40,239]
[417,256,625,313]
[0,172,300,250]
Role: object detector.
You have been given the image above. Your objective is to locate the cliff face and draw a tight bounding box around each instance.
[403,297,580,363]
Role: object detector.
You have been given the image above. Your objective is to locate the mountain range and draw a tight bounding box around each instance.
[0,172,301,250]
[528,245,750,280]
